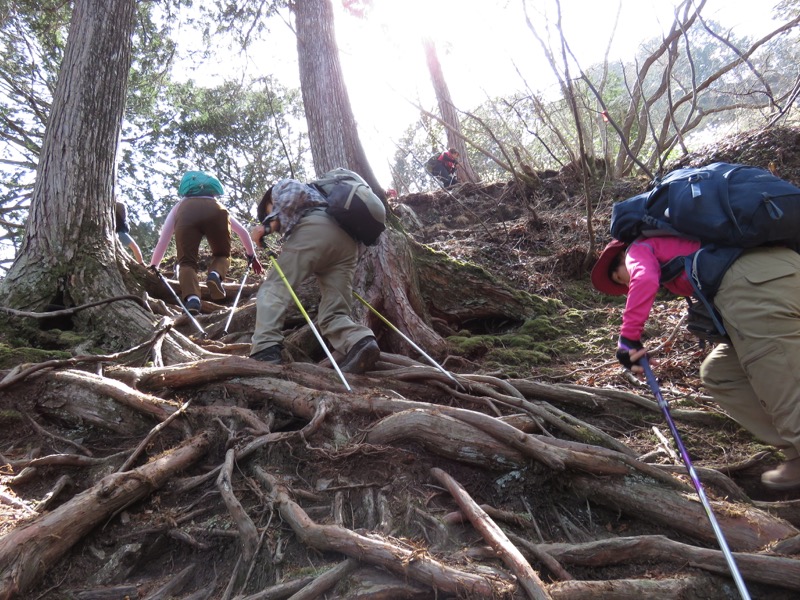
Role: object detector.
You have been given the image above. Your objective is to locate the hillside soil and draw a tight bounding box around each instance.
[2,126,800,599]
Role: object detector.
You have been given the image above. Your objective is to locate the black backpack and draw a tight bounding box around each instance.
[611,163,800,247]
[311,168,386,246]
[424,155,439,174]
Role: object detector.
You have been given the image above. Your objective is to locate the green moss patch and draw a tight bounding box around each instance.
[0,342,71,369]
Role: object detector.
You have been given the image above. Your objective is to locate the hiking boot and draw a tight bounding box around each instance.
[207,272,226,301]
[340,336,380,374]
[185,297,201,315]
[250,345,283,364]
[761,457,800,490]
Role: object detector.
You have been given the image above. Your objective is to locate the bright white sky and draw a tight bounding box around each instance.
[181,0,784,187]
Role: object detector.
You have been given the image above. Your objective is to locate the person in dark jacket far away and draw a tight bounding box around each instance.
[248,178,380,374]
[427,148,460,188]
[149,171,263,315]
[592,236,800,491]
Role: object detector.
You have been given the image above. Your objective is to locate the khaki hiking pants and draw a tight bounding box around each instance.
[174,197,231,300]
[701,246,800,460]
[250,209,373,356]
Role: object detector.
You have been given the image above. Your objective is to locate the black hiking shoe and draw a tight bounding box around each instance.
[340,336,380,374]
[207,272,226,301]
[185,297,201,315]
[250,345,283,364]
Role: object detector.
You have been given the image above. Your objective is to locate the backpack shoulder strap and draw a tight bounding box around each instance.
[684,254,728,338]
[658,256,685,285]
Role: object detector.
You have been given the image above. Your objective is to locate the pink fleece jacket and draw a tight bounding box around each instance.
[621,236,701,340]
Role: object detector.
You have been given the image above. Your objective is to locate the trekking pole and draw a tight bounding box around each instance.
[150,267,206,338]
[352,291,463,389]
[265,251,351,392]
[641,357,751,600]
[222,256,252,336]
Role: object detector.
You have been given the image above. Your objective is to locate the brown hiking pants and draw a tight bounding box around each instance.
[174,197,231,300]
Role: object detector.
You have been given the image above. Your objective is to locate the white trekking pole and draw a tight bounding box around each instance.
[352,291,462,389]
[150,266,206,338]
[222,257,252,336]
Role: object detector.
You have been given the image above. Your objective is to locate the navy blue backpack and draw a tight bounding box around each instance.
[611,163,800,247]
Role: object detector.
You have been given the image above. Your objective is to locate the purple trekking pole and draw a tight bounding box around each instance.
[641,357,750,599]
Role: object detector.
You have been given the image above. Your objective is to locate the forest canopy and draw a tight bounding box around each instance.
[0,0,797,272]
[2,1,800,599]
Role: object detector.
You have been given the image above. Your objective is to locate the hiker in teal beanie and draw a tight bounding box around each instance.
[150,171,263,314]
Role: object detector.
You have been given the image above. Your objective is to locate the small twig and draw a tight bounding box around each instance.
[0,486,37,514]
[22,412,93,456]
[119,399,193,472]
[142,563,196,600]
[506,530,575,582]
[14,454,110,470]
[650,312,688,354]
[35,475,74,513]
[0,322,173,390]
[220,554,243,600]
[0,294,150,320]
[241,525,270,591]
[286,559,359,600]
[652,426,680,463]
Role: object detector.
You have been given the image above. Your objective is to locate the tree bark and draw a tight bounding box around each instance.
[293,0,384,194]
[422,37,478,184]
[0,0,196,363]
[1,0,136,308]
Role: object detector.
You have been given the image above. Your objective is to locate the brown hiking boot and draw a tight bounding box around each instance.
[340,336,380,374]
[761,457,800,491]
[250,345,283,365]
[207,272,226,301]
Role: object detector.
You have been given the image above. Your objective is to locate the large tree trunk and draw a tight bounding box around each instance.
[422,37,478,184]
[293,0,385,195]
[0,0,199,362]
[1,0,135,310]
[292,0,460,358]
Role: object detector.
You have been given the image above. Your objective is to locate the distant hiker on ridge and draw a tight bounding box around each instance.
[425,148,460,188]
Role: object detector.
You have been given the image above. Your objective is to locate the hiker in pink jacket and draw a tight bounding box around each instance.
[593,236,800,491]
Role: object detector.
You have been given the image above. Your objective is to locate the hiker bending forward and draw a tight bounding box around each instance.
[150,171,263,315]
[592,236,800,491]
[249,178,380,374]
[430,149,459,188]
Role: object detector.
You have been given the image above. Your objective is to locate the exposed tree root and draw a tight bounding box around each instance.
[0,433,210,600]
[2,353,800,599]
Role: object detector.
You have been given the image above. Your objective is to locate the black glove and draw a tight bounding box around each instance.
[148,265,160,275]
[616,336,644,370]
